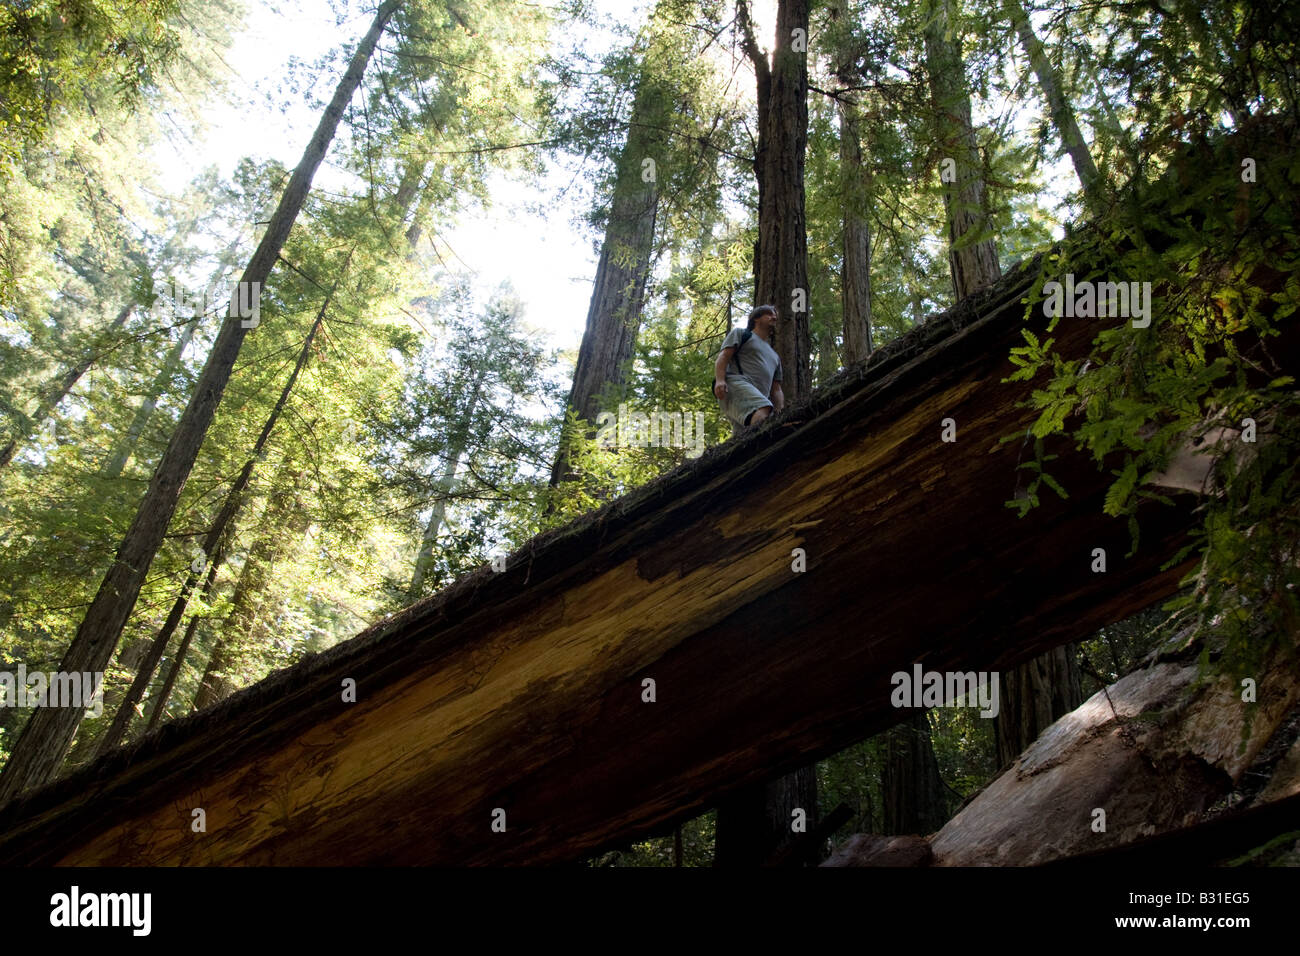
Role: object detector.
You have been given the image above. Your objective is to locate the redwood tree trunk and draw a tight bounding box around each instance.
[0,0,402,805]
[714,0,817,868]
[740,0,812,399]
[838,96,874,365]
[881,712,948,835]
[549,79,660,487]
[922,0,1000,300]
[1004,0,1100,202]
[993,642,1082,768]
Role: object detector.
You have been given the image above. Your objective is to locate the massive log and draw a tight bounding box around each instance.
[8,118,1299,863]
[0,249,1209,865]
[930,642,1300,866]
[821,629,1300,866]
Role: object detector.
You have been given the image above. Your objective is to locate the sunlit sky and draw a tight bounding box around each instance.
[151,0,1066,362]
[151,0,781,358]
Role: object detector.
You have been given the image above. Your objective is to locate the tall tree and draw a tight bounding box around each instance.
[1002,0,1100,203]
[739,0,812,398]
[547,0,732,489]
[0,0,403,804]
[394,287,557,598]
[409,364,487,597]
[715,0,817,869]
[94,271,338,756]
[0,301,135,469]
[921,0,1000,299]
[881,712,949,835]
[549,80,661,486]
[835,91,874,363]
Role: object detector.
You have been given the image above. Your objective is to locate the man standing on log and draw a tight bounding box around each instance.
[713,304,785,436]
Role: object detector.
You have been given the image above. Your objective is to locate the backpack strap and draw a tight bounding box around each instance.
[729,329,753,378]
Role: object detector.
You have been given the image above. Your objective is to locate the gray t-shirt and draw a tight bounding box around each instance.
[720,327,782,397]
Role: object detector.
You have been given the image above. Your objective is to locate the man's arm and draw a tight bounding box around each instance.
[713,348,733,401]
[770,381,784,413]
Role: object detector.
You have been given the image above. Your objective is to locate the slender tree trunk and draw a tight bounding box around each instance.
[100,235,245,479]
[0,302,133,469]
[393,159,427,216]
[128,546,226,741]
[881,712,948,835]
[100,315,200,479]
[192,631,233,713]
[922,0,1000,300]
[405,171,437,250]
[93,282,336,757]
[191,466,309,713]
[0,1,401,804]
[993,643,1083,768]
[548,79,661,487]
[838,96,874,365]
[409,366,487,597]
[1004,0,1100,201]
[815,323,838,387]
[907,253,926,326]
[739,0,812,399]
[143,593,210,732]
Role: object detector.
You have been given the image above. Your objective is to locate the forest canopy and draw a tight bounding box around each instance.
[0,0,1297,867]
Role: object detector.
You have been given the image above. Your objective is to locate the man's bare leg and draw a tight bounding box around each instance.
[748,405,772,427]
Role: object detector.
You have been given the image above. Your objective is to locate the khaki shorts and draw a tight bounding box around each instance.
[720,375,773,434]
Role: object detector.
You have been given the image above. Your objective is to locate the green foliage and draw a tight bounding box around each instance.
[586,811,717,867]
[544,299,730,523]
[1003,123,1300,672]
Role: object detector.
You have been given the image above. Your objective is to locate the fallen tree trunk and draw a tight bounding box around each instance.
[822,628,1300,866]
[929,630,1300,866]
[0,246,1215,865]
[4,118,1297,861]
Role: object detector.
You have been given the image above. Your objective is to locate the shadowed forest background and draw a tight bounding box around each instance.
[1,0,1297,865]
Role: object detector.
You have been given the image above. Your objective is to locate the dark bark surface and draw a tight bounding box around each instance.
[839,97,874,366]
[993,642,1083,769]
[882,713,948,835]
